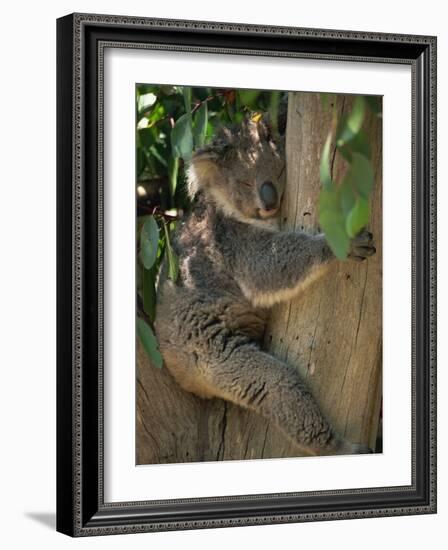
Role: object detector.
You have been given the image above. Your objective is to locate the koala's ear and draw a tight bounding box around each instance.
[186,148,222,199]
[191,147,219,162]
[197,138,231,158]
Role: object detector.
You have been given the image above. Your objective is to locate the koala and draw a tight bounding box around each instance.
[155,118,376,456]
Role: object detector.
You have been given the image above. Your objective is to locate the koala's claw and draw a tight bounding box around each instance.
[348,230,376,262]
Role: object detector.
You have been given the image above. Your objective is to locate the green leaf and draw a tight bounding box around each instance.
[168,156,179,198]
[156,235,166,262]
[365,95,382,115]
[346,197,369,238]
[137,318,163,369]
[167,246,179,281]
[137,92,157,114]
[193,102,208,149]
[339,179,356,217]
[233,111,244,124]
[238,89,261,108]
[337,144,352,163]
[163,222,179,281]
[142,266,156,322]
[337,96,366,146]
[171,113,193,161]
[149,144,168,168]
[320,133,333,190]
[160,85,176,96]
[350,131,371,159]
[346,152,374,199]
[338,130,371,162]
[347,96,366,134]
[147,102,165,124]
[138,127,155,149]
[319,188,350,260]
[182,87,192,118]
[136,147,145,178]
[140,216,159,270]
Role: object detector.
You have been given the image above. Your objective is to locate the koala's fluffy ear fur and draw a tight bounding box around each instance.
[187,144,228,199]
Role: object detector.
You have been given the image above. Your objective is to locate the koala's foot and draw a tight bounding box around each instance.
[348,230,376,262]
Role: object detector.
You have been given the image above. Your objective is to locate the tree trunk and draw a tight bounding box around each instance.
[265,92,382,453]
[136,91,382,464]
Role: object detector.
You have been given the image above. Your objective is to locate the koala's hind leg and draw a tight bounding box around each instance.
[202,343,366,456]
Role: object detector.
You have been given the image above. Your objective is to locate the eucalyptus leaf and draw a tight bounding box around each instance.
[339,179,356,217]
[350,131,371,159]
[346,152,374,199]
[338,132,371,164]
[365,95,382,115]
[136,148,145,178]
[233,111,244,124]
[167,245,179,281]
[149,144,168,168]
[193,102,208,149]
[148,103,165,124]
[182,87,192,118]
[319,133,333,190]
[168,156,179,198]
[171,113,193,161]
[137,92,157,114]
[137,318,163,369]
[337,96,366,146]
[346,197,369,238]
[142,266,157,322]
[319,188,350,260]
[138,127,155,149]
[140,216,159,270]
[163,222,180,281]
[238,89,261,108]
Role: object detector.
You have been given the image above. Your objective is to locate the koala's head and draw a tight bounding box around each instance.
[187,119,285,226]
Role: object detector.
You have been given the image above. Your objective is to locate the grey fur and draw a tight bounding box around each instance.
[155,119,375,456]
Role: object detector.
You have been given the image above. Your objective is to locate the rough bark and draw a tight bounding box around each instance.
[136,91,382,464]
[136,339,299,464]
[265,92,382,452]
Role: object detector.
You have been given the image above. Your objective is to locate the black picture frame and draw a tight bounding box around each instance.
[56,13,437,537]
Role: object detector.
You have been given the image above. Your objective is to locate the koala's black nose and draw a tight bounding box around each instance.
[259,181,278,211]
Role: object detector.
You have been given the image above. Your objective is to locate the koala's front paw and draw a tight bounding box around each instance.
[348,230,376,262]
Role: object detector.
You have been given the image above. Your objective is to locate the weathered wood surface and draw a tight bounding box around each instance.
[136,91,382,465]
[265,92,382,452]
[136,339,299,464]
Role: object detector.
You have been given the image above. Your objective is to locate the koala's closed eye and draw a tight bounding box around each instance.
[239,180,253,189]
